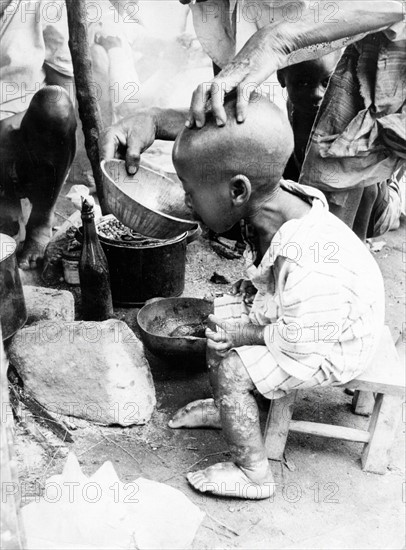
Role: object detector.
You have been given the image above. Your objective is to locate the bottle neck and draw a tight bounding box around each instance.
[82,214,98,242]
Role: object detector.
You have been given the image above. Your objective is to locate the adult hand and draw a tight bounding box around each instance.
[99,110,157,175]
[186,25,282,128]
[230,279,258,305]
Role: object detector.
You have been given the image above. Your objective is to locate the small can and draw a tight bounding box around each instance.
[62,247,81,285]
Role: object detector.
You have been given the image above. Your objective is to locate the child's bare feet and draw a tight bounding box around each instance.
[168,398,221,429]
[18,226,51,270]
[187,461,275,499]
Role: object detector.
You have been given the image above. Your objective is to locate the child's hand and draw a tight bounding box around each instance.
[207,315,265,348]
[230,279,257,305]
[205,326,233,355]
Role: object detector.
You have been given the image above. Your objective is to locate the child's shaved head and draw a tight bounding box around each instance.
[173,95,294,195]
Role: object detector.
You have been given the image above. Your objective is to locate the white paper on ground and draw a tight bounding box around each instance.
[22,453,205,550]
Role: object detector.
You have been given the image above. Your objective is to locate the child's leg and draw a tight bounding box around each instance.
[187,351,274,499]
[169,295,249,429]
[168,344,224,429]
[17,86,76,269]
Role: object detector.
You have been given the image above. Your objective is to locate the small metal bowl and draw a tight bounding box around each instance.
[101,159,197,240]
[137,297,213,358]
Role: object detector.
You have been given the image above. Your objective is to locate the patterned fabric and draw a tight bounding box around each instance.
[215,181,385,399]
[0,0,73,118]
[300,21,406,192]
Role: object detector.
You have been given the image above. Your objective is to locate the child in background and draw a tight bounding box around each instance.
[0,0,76,269]
[168,95,385,500]
[277,51,342,182]
[278,53,402,240]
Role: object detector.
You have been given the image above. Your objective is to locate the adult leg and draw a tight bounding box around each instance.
[353,184,378,241]
[187,351,274,499]
[17,86,76,269]
[324,187,364,230]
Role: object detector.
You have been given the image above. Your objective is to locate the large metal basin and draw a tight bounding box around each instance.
[101,159,197,239]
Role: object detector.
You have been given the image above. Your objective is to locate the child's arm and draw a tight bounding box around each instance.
[207,315,266,349]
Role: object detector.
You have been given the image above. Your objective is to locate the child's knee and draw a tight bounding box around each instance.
[26,86,76,133]
[217,351,253,394]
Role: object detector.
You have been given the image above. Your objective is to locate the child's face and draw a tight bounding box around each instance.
[179,171,238,234]
[283,56,338,115]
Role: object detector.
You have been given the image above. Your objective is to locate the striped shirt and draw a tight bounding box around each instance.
[240,181,385,383]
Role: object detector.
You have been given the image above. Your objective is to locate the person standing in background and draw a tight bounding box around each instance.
[0,0,76,269]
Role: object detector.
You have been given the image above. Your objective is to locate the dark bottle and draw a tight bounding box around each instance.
[79,198,113,321]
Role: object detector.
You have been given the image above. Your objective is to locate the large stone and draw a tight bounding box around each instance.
[24,286,75,324]
[8,320,156,426]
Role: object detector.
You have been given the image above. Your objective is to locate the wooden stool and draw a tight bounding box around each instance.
[264,326,404,474]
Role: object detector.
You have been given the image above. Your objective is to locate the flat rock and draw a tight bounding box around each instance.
[24,286,74,324]
[8,319,156,426]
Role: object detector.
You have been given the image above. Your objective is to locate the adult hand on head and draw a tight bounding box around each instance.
[185,0,404,129]
[99,110,157,175]
[186,25,283,129]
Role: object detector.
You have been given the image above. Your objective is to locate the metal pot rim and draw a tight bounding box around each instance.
[97,215,187,249]
[137,297,211,341]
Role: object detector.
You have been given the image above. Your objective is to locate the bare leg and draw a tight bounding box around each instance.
[353,184,378,241]
[324,187,363,230]
[16,86,76,269]
[187,351,274,499]
[168,342,223,429]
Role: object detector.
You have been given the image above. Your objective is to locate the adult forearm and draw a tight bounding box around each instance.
[151,107,189,141]
[262,1,404,69]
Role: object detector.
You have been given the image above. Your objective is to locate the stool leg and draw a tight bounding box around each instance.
[352,390,375,416]
[361,393,403,474]
[264,391,297,461]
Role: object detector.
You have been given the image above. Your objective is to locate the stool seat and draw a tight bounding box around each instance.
[342,326,404,396]
[264,326,404,474]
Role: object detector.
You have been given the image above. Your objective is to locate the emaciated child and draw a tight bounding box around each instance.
[169,95,385,500]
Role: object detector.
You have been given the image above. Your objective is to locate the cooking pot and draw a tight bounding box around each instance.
[0,234,27,340]
[78,216,187,307]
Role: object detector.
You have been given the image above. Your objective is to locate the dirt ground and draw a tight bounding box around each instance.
[11,184,405,550]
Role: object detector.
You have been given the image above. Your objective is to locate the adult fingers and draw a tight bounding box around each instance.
[236,81,253,123]
[125,131,144,175]
[99,127,121,162]
[188,83,210,128]
[210,80,227,126]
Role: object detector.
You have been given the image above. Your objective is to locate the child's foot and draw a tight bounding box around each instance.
[187,461,275,500]
[168,398,221,429]
[18,226,51,270]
